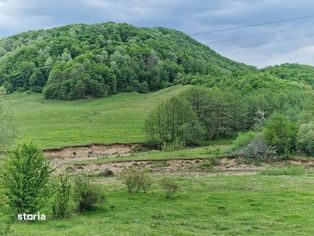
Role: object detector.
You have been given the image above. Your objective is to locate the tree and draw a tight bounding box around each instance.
[263,113,298,155]
[297,121,314,156]
[145,97,205,149]
[1,143,52,215]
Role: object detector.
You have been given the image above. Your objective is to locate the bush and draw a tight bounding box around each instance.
[263,113,298,155]
[297,121,314,156]
[73,176,104,212]
[231,131,257,152]
[234,136,277,160]
[52,175,72,219]
[121,169,152,193]
[161,178,178,199]
[1,143,51,215]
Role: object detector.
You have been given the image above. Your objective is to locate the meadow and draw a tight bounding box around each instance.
[3,86,190,149]
[9,172,314,236]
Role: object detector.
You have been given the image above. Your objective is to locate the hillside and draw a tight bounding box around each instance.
[2,85,190,148]
[0,22,255,100]
[264,63,314,89]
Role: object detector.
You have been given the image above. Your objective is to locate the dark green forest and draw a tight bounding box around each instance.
[0,22,254,100]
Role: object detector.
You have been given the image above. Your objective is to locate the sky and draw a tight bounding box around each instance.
[0,0,314,68]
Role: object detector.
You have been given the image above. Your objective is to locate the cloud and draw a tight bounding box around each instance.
[0,0,314,67]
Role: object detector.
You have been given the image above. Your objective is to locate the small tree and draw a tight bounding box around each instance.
[121,169,152,194]
[297,121,314,156]
[263,113,298,155]
[161,178,178,199]
[73,176,104,212]
[1,143,51,215]
[145,97,205,149]
[52,175,72,219]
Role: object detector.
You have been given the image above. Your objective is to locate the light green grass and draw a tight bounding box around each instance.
[260,166,306,176]
[2,86,191,148]
[9,174,314,235]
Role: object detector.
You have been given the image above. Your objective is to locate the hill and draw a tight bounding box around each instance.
[2,85,190,148]
[0,22,255,100]
[263,63,314,89]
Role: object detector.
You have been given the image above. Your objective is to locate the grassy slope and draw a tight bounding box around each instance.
[3,85,191,148]
[10,174,314,236]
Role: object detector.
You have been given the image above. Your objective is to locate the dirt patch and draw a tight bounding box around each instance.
[45,143,146,163]
[53,157,268,176]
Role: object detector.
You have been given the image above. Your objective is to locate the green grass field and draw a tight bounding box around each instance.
[9,173,314,236]
[3,86,191,148]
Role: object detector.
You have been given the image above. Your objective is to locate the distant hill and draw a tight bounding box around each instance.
[0,22,255,100]
[263,63,314,89]
[0,22,312,100]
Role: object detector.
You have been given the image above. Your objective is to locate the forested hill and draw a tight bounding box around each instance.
[0,22,256,100]
[263,63,314,89]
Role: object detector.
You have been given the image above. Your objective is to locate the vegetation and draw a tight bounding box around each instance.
[260,166,305,176]
[263,113,298,155]
[73,176,104,212]
[121,169,152,194]
[0,87,15,151]
[0,22,253,100]
[52,175,72,219]
[160,177,179,199]
[1,86,189,148]
[7,174,314,235]
[1,143,51,215]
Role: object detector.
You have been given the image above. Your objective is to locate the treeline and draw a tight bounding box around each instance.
[145,86,313,156]
[0,22,253,100]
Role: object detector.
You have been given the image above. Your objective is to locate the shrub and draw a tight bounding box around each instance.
[52,175,72,219]
[234,136,277,160]
[73,176,104,212]
[121,169,152,193]
[231,131,257,152]
[297,121,314,156]
[161,178,178,199]
[1,143,51,215]
[263,113,298,155]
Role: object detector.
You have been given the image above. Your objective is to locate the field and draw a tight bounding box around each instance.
[2,85,314,236]
[3,86,191,148]
[9,172,314,236]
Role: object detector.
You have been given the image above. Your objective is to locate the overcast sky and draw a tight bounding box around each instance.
[1,0,314,68]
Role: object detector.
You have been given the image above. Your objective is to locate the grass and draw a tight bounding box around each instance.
[260,166,306,176]
[2,86,191,148]
[8,173,314,235]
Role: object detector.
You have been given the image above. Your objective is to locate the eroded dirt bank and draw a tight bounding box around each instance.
[44,143,146,161]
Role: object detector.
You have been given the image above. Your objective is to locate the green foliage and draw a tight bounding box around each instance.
[1,143,51,215]
[234,136,277,160]
[0,22,254,100]
[121,169,152,194]
[297,121,314,156]
[264,63,314,89]
[73,176,104,212]
[0,88,15,151]
[231,131,257,152]
[160,178,178,199]
[263,113,298,155]
[52,175,72,219]
[145,96,205,148]
[260,166,305,176]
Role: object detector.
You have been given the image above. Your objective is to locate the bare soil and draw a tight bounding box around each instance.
[46,144,314,176]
